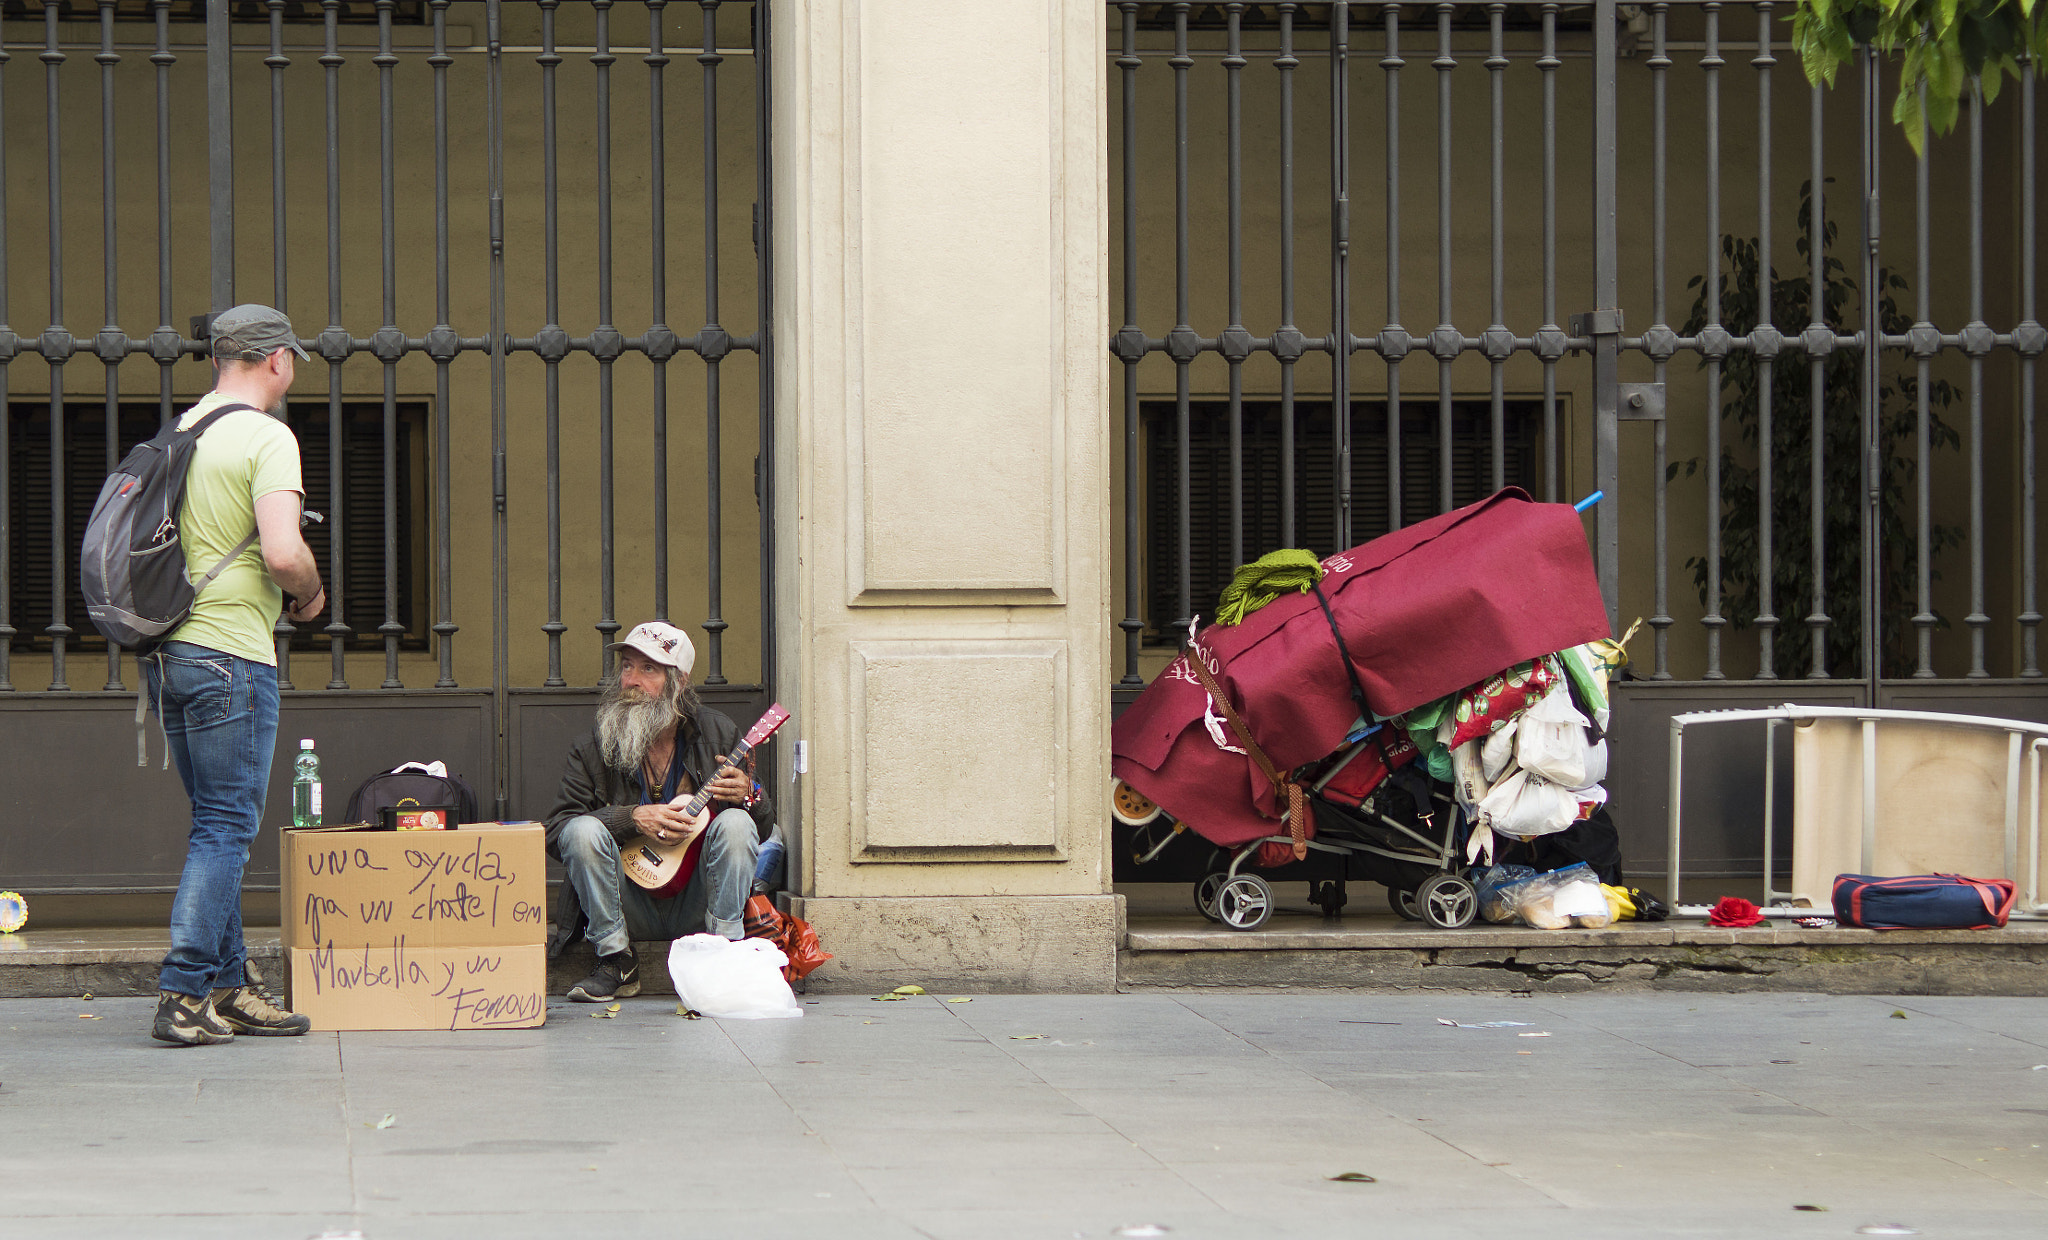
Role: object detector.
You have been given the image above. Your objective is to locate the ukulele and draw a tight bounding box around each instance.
[621,703,790,890]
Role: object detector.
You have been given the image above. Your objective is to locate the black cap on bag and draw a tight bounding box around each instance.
[208,303,311,361]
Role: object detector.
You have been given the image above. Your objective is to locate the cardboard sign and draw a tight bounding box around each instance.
[281,822,547,1031]
[281,822,547,951]
[286,942,547,1032]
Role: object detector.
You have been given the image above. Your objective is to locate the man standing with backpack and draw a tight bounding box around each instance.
[145,305,326,1047]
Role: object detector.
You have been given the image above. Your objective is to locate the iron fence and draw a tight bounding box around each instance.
[0,1,773,822]
[1110,0,2046,693]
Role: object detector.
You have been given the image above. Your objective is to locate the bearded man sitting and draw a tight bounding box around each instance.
[545,621,773,1002]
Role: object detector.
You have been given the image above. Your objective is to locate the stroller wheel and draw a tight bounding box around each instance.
[1386,886,1423,922]
[1214,874,1275,931]
[1193,872,1227,922]
[1416,873,1478,930]
[1110,779,1164,826]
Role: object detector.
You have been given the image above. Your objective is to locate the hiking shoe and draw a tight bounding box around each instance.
[567,951,641,1002]
[210,982,312,1036]
[152,990,234,1047]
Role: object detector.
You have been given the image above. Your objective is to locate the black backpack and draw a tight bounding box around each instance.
[344,763,482,827]
[80,403,261,650]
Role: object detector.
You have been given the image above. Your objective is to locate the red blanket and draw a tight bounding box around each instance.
[1111,489,1609,847]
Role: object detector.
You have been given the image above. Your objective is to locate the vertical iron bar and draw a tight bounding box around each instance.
[1702,2,1726,678]
[699,0,727,684]
[430,0,457,687]
[268,0,294,683]
[1807,74,1829,676]
[487,0,510,815]
[1330,2,1351,549]
[648,1,671,620]
[753,0,775,696]
[1486,3,1506,495]
[540,0,565,686]
[1861,45,1885,700]
[594,0,621,678]
[99,0,123,693]
[269,2,287,311]
[1117,2,1144,682]
[1967,84,1989,676]
[207,0,233,312]
[1434,3,1453,515]
[1381,3,1401,533]
[1538,3,1557,503]
[376,0,402,688]
[152,0,174,431]
[2023,58,2041,677]
[44,1,71,692]
[1225,3,1244,570]
[1277,3,1297,547]
[1648,3,1671,677]
[1753,3,1777,677]
[321,0,349,688]
[0,25,11,691]
[1172,3,1191,629]
[1590,0,1620,628]
[1913,82,1934,676]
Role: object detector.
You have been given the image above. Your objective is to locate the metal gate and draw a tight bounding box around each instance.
[0,0,772,892]
[1108,1,2047,881]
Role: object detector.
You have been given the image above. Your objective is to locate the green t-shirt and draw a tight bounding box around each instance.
[166,393,305,666]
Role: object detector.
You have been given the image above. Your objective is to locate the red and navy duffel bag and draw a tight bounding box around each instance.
[1831,873,2017,930]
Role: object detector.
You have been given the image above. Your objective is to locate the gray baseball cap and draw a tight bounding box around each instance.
[208,303,310,361]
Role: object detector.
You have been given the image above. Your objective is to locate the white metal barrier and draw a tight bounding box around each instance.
[1666,705,2047,920]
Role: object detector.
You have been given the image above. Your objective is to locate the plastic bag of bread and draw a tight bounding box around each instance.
[1512,862,1612,929]
[1474,864,1541,924]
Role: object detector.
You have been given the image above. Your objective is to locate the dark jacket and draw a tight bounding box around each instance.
[544,703,776,956]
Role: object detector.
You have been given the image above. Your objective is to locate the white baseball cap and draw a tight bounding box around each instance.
[607,621,696,677]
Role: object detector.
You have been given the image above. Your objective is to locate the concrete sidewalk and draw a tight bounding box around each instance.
[2,991,2044,1239]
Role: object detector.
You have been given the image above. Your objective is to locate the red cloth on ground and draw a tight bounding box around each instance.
[1111,489,1609,849]
[1707,896,1765,928]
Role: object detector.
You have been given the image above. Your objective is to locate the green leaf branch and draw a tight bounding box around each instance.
[1791,0,2048,149]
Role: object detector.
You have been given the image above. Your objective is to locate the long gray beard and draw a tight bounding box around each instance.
[594,682,681,772]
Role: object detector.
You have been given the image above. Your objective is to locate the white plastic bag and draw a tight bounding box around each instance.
[1476,768,1579,839]
[1480,719,1519,784]
[1574,739,1609,790]
[1514,683,1593,787]
[666,934,803,1019]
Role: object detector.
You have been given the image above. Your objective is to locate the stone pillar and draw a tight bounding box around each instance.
[771,1,1117,991]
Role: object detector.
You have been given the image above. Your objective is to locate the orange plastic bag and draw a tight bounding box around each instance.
[742,894,833,982]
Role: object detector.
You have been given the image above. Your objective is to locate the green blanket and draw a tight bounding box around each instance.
[1214,548,1326,626]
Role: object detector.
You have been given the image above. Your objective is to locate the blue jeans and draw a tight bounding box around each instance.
[145,641,279,997]
[556,809,760,955]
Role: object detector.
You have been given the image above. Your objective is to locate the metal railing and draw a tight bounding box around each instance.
[1109,1,2045,693]
[0,1,773,815]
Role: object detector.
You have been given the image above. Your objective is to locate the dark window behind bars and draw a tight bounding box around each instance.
[1143,398,1539,637]
[5,399,423,652]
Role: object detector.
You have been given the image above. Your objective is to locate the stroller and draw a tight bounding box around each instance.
[1121,725,1479,932]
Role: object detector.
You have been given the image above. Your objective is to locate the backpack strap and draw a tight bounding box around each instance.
[177,402,266,593]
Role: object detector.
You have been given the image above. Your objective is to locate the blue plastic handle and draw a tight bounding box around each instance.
[1573,490,1605,513]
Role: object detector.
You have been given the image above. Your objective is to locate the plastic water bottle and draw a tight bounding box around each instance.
[291,739,323,828]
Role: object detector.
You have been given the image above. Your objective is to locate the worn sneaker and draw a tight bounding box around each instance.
[152,990,234,1047]
[567,951,641,1002]
[210,982,312,1036]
